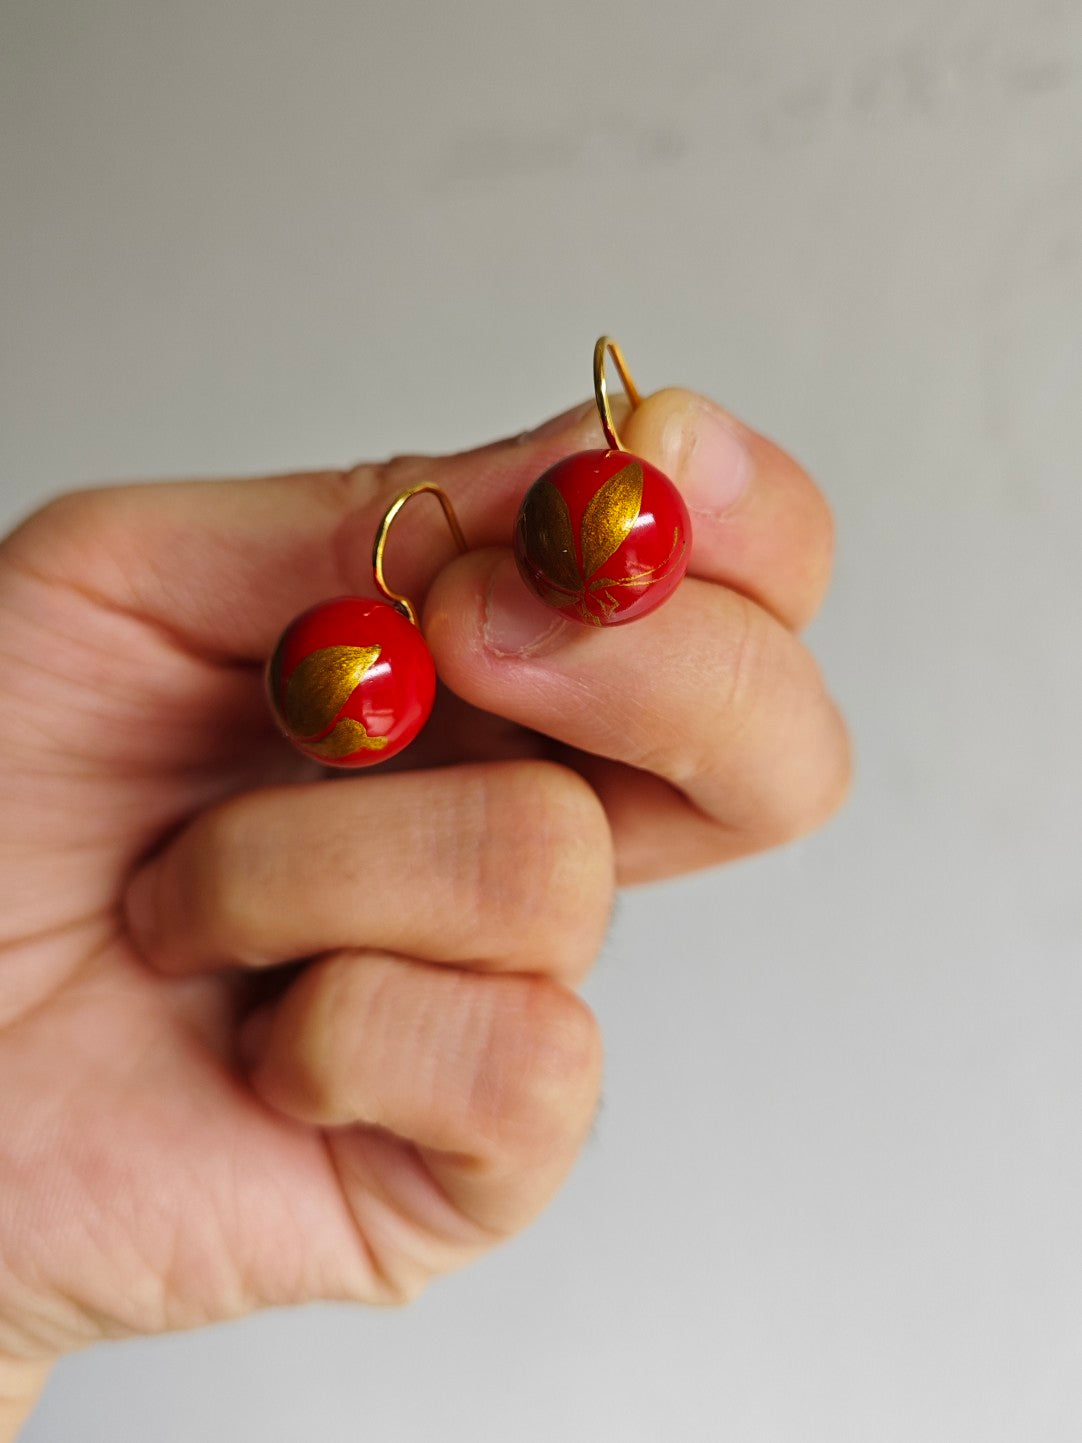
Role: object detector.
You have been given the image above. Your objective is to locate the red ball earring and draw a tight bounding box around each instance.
[266,484,466,767]
[513,336,691,626]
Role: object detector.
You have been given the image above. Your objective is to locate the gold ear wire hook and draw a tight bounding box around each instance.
[593,336,643,452]
[372,482,468,627]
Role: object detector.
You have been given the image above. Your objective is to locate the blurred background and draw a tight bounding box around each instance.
[2,0,1080,1438]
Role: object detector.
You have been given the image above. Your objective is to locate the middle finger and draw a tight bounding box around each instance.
[424,554,851,870]
[125,759,615,982]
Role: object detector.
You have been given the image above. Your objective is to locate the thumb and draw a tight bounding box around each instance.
[3,400,606,662]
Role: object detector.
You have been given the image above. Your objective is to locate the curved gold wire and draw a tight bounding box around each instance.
[372,482,467,627]
[593,335,643,452]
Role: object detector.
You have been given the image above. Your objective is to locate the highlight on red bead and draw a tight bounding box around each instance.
[513,449,691,626]
[266,596,436,767]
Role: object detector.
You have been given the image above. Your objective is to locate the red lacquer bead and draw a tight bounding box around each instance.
[267,596,435,767]
[513,449,691,626]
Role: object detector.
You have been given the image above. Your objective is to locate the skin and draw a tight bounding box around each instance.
[0,390,849,1437]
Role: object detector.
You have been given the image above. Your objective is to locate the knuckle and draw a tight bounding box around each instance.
[812,484,836,572]
[182,799,269,964]
[712,592,762,752]
[323,454,462,607]
[509,762,615,911]
[258,1034,340,1126]
[791,478,836,627]
[761,688,853,846]
[315,454,433,518]
[632,588,850,852]
[799,701,853,835]
[473,980,603,1157]
[648,592,762,789]
[29,486,113,532]
[369,1264,431,1310]
[474,762,615,966]
[261,958,356,1124]
[376,452,435,493]
[5,486,119,570]
[306,460,381,510]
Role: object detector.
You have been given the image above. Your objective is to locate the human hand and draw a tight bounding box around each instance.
[0,390,848,1434]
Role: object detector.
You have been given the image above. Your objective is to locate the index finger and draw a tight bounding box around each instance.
[4,390,830,661]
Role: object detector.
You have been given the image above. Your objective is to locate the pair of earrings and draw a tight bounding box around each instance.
[267,336,692,768]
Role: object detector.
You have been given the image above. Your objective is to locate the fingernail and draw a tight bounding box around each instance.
[237,1005,274,1070]
[527,399,596,440]
[483,555,570,657]
[661,399,753,517]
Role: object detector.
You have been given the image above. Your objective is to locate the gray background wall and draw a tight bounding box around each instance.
[3,0,1081,1438]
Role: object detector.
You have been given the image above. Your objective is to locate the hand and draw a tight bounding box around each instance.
[0,391,848,1432]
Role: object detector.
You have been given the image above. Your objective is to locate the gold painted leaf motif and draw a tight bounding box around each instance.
[587,527,685,592]
[305,716,389,758]
[283,644,383,739]
[579,461,643,580]
[518,480,581,593]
